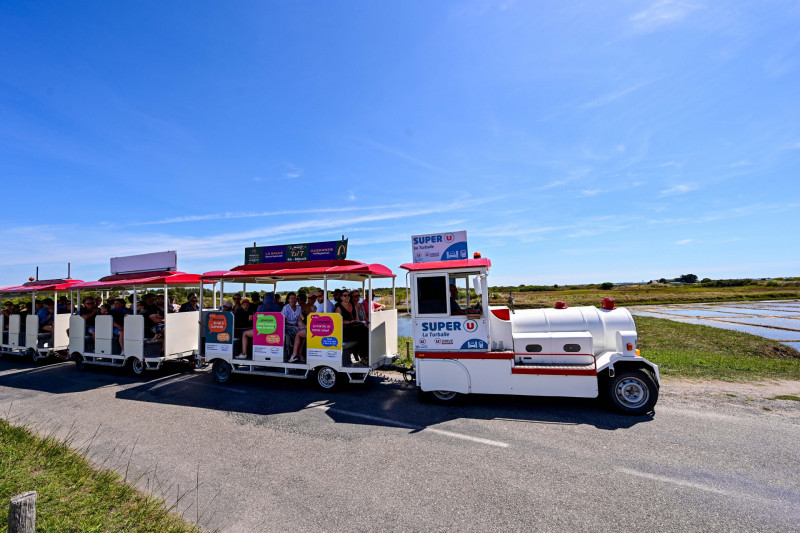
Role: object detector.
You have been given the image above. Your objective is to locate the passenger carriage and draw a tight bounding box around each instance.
[402,256,660,414]
[68,253,205,376]
[200,259,399,391]
[0,278,83,362]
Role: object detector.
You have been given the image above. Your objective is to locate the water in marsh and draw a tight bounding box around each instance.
[630,300,800,351]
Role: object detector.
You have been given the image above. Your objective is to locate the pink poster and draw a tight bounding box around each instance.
[253,312,285,361]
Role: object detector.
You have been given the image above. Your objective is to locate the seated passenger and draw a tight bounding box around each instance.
[351,291,369,326]
[109,298,130,354]
[257,292,281,313]
[282,292,306,363]
[80,297,100,335]
[179,293,200,312]
[93,304,125,353]
[449,285,466,316]
[156,294,174,314]
[142,293,165,342]
[57,296,70,314]
[250,291,262,308]
[315,291,335,313]
[298,292,316,317]
[235,299,254,358]
[335,291,368,364]
[37,298,55,333]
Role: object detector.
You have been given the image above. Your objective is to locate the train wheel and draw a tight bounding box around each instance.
[127,357,146,377]
[28,348,40,363]
[212,360,232,383]
[73,353,85,370]
[608,370,658,415]
[314,366,339,392]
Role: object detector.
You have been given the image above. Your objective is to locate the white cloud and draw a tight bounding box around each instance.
[582,189,602,196]
[659,183,698,197]
[583,81,652,109]
[673,239,693,245]
[252,177,263,182]
[630,1,702,35]
[728,161,751,168]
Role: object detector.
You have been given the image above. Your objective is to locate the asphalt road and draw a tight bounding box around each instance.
[1,357,798,532]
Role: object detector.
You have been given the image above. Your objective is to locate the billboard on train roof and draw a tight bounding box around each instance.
[244,239,348,265]
[411,231,467,263]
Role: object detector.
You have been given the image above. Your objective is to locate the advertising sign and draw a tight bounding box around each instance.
[411,231,467,263]
[205,311,234,356]
[245,239,348,265]
[111,250,177,275]
[252,312,285,361]
[413,317,489,351]
[306,313,343,360]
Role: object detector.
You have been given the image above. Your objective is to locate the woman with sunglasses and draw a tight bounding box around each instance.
[335,291,368,364]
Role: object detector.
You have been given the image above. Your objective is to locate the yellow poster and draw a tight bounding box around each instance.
[307,313,343,358]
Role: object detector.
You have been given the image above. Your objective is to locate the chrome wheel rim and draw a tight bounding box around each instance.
[132,359,145,374]
[432,390,457,401]
[317,367,337,389]
[615,376,649,408]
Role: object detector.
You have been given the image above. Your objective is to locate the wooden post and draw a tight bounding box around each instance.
[8,491,36,533]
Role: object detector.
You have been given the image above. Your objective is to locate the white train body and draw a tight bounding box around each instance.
[402,258,660,413]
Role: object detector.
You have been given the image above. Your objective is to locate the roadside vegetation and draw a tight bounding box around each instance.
[0,420,202,533]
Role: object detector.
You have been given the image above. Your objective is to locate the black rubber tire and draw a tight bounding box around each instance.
[127,357,146,377]
[430,390,461,405]
[211,360,232,384]
[314,366,340,392]
[607,369,659,415]
[28,348,40,363]
[73,353,85,370]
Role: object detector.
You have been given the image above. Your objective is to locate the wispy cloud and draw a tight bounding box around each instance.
[630,1,702,35]
[285,164,303,179]
[360,139,447,173]
[659,183,698,197]
[673,239,693,245]
[582,81,652,109]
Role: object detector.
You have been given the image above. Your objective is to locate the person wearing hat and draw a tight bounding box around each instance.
[250,291,262,307]
[179,293,200,313]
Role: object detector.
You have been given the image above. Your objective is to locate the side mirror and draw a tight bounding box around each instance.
[472,276,481,295]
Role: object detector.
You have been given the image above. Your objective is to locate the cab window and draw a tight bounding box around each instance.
[416,275,447,315]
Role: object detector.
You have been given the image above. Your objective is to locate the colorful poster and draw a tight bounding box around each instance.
[412,231,468,263]
[412,317,489,352]
[252,312,285,361]
[306,313,342,360]
[205,311,234,356]
[244,239,348,264]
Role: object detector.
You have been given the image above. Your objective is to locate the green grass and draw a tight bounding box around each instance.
[772,395,800,401]
[0,419,202,533]
[635,316,800,381]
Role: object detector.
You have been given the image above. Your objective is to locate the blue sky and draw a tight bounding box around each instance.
[1,1,799,288]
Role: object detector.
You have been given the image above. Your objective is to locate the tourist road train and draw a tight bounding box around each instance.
[0,236,660,414]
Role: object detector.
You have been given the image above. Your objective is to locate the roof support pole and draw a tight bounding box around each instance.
[392,277,396,311]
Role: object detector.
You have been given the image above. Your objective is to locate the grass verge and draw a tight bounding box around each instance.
[635,316,800,381]
[0,419,202,533]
